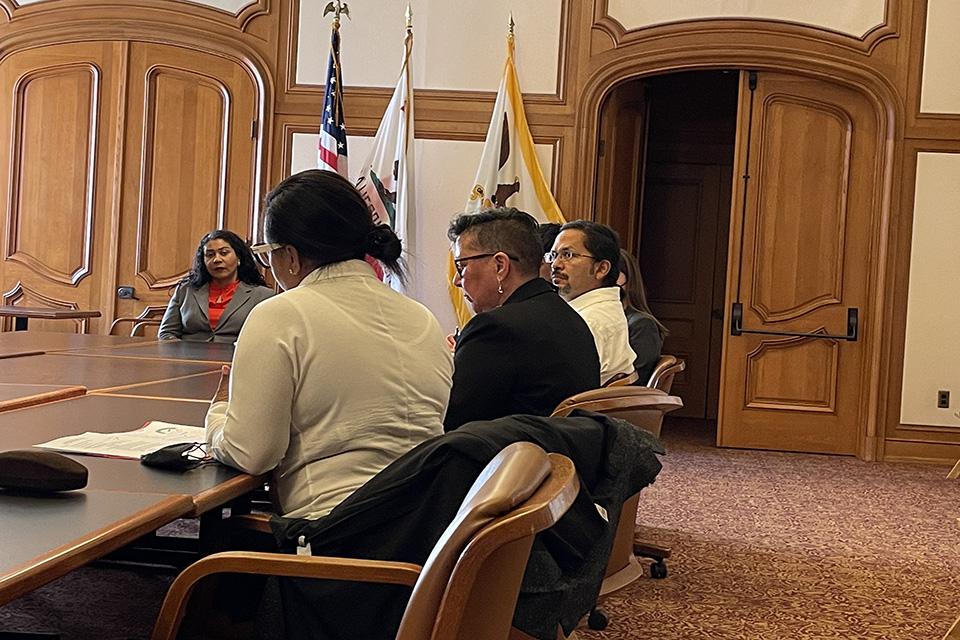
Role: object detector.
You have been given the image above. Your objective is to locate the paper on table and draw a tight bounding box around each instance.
[35,421,206,460]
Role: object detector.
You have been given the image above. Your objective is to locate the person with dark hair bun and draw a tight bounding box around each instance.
[205,169,453,520]
[158,230,274,343]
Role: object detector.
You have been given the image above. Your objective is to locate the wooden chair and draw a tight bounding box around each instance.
[944,616,960,639]
[646,354,686,392]
[151,442,579,640]
[108,307,164,338]
[551,387,681,629]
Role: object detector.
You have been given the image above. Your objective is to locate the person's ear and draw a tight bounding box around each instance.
[285,245,303,276]
[594,259,611,282]
[494,252,511,278]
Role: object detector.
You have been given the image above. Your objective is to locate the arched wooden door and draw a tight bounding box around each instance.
[718,71,879,455]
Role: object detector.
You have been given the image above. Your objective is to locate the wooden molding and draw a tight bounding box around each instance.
[592,0,900,55]
[0,0,273,35]
[903,0,960,140]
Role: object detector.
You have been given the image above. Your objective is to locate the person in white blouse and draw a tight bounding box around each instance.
[548,220,637,385]
[205,169,453,520]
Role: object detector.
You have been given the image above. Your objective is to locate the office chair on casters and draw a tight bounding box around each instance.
[151,442,579,640]
[551,386,682,630]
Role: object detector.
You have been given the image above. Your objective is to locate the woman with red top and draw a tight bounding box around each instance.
[159,230,274,343]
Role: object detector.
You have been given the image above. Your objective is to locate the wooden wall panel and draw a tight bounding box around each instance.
[7,64,96,284]
[751,96,850,321]
[137,68,228,287]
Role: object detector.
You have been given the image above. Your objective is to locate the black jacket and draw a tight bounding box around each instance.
[443,278,600,431]
[265,412,664,640]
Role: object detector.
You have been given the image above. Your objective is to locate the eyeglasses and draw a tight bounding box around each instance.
[453,252,517,278]
[250,242,284,269]
[544,249,598,264]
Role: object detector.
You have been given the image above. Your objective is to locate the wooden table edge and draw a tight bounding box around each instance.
[57,351,233,366]
[0,350,44,360]
[0,493,193,605]
[191,473,265,516]
[0,385,87,413]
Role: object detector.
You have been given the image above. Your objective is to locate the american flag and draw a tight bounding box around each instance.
[318,26,348,177]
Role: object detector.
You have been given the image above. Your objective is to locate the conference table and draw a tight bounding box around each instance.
[0,333,261,608]
[0,331,149,359]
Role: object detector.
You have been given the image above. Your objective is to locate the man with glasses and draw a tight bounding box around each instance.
[548,221,637,385]
[444,207,600,431]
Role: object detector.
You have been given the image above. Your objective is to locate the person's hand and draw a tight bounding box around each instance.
[212,365,230,403]
[445,327,461,352]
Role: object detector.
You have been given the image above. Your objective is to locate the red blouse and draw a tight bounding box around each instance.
[208,280,240,329]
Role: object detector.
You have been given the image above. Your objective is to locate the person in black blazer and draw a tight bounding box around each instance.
[444,208,600,431]
[159,230,274,343]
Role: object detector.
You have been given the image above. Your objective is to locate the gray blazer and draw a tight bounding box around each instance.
[158,281,275,343]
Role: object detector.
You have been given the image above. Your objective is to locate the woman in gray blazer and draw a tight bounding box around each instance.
[159,230,274,343]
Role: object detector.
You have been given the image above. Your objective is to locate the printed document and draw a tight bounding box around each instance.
[35,421,205,459]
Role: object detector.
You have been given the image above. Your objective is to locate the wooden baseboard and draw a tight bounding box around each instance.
[882,438,960,465]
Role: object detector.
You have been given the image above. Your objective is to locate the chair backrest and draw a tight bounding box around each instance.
[551,386,683,438]
[646,355,686,393]
[396,442,579,640]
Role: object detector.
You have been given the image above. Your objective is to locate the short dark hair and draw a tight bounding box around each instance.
[560,220,621,287]
[185,229,267,289]
[537,222,562,254]
[264,170,404,282]
[447,208,542,276]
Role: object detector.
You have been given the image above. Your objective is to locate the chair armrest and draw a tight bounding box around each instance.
[152,551,422,640]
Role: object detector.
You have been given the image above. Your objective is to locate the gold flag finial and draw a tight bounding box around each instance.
[323,0,350,26]
[405,3,413,31]
[508,12,515,37]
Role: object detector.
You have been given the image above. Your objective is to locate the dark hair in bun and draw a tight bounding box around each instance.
[264,170,406,282]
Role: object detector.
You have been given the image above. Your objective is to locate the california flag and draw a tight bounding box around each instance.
[356,23,415,292]
[449,32,566,324]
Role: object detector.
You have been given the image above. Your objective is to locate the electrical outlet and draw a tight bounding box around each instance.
[938,390,950,409]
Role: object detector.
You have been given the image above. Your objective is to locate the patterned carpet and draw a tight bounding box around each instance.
[2,421,958,639]
[588,420,960,640]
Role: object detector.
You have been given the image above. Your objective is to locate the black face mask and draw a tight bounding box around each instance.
[141,443,211,472]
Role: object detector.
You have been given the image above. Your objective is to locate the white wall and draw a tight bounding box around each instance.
[290,133,553,331]
[606,0,885,38]
[296,0,562,93]
[920,0,960,114]
[900,152,960,427]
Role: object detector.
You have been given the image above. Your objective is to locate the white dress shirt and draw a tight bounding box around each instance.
[205,260,453,519]
[568,286,637,385]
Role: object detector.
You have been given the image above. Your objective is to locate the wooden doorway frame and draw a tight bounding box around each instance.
[572,43,902,461]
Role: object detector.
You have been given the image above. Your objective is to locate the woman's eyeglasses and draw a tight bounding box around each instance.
[453,252,518,277]
[250,242,284,269]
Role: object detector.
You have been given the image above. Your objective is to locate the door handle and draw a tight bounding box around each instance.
[729,302,858,342]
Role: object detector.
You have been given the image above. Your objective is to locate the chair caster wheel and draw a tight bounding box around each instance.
[587,608,609,630]
[650,560,668,579]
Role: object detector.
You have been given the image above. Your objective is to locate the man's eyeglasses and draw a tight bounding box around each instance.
[250,242,284,269]
[453,252,518,278]
[544,249,598,264]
